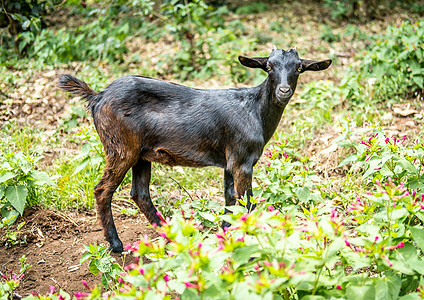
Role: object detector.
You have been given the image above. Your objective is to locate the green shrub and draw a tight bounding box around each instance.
[36,181,424,299]
[80,244,123,289]
[15,17,129,66]
[335,122,424,191]
[0,0,57,55]
[324,0,381,20]
[0,152,55,223]
[341,20,424,104]
[160,0,229,79]
[235,2,268,15]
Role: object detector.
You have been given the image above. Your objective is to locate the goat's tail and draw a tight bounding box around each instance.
[58,74,98,110]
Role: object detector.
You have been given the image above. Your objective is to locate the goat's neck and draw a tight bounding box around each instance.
[254,78,286,144]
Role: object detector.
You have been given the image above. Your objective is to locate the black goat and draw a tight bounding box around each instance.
[59,48,332,252]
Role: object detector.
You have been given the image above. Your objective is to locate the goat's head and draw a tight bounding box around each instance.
[239,48,332,107]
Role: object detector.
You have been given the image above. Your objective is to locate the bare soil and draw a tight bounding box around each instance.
[0,207,157,298]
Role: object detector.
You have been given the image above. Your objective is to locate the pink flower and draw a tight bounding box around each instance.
[267,205,275,212]
[263,261,272,267]
[124,263,137,271]
[336,285,342,290]
[81,280,91,290]
[240,214,249,222]
[50,286,56,294]
[237,236,245,243]
[74,292,89,300]
[156,211,166,222]
[185,282,199,289]
[384,241,405,250]
[382,255,393,267]
[163,274,171,282]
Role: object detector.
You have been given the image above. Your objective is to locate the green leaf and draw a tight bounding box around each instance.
[399,293,421,300]
[346,285,375,300]
[233,245,259,265]
[397,158,418,176]
[29,170,55,186]
[0,206,19,225]
[363,158,382,179]
[0,172,16,184]
[74,157,90,174]
[391,207,408,222]
[96,257,112,273]
[88,259,100,276]
[0,184,4,199]
[101,273,109,288]
[411,260,424,274]
[295,186,310,203]
[225,206,247,215]
[412,75,423,89]
[80,252,93,264]
[373,274,401,300]
[22,20,30,30]
[391,255,416,276]
[409,227,424,252]
[339,154,358,167]
[5,185,27,215]
[199,212,217,222]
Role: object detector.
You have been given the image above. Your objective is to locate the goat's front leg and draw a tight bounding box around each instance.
[232,163,255,211]
[222,162,256,229]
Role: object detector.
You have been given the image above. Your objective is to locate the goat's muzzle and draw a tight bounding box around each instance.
[276,85,293,104]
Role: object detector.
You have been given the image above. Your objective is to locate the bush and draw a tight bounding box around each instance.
[341,20,424,104]
[0,152,55,223]
[8,17,130,66]
[0,0,57,55]
[335,122,424,191]
[160,0,229,79]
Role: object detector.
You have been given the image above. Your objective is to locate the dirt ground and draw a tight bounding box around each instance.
[0,206,157,298]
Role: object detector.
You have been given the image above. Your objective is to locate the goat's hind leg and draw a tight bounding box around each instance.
[131,159,162,226]
[95,158,134,253]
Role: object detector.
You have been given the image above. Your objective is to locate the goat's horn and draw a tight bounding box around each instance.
[273,45,277,50]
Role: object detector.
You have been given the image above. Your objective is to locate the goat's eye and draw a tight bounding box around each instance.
[266,65,272,72]
[297,66,302,73]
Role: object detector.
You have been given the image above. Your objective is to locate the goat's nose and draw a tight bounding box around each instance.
[279,86,291,94]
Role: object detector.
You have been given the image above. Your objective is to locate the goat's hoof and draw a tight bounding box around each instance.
[108,240,124,253]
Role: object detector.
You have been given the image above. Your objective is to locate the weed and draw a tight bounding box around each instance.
[80,244,124,289]
[0,151,55,221]
[0,255,31,299]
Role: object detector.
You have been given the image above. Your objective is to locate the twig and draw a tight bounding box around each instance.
[169,176,193,202]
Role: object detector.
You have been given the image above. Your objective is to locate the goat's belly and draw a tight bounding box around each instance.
[140,147,225,168]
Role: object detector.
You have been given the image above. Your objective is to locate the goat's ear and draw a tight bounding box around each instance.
[238,56,268,70]
[300,59,332,72]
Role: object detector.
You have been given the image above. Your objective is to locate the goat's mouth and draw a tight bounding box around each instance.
[275,92,293,107]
